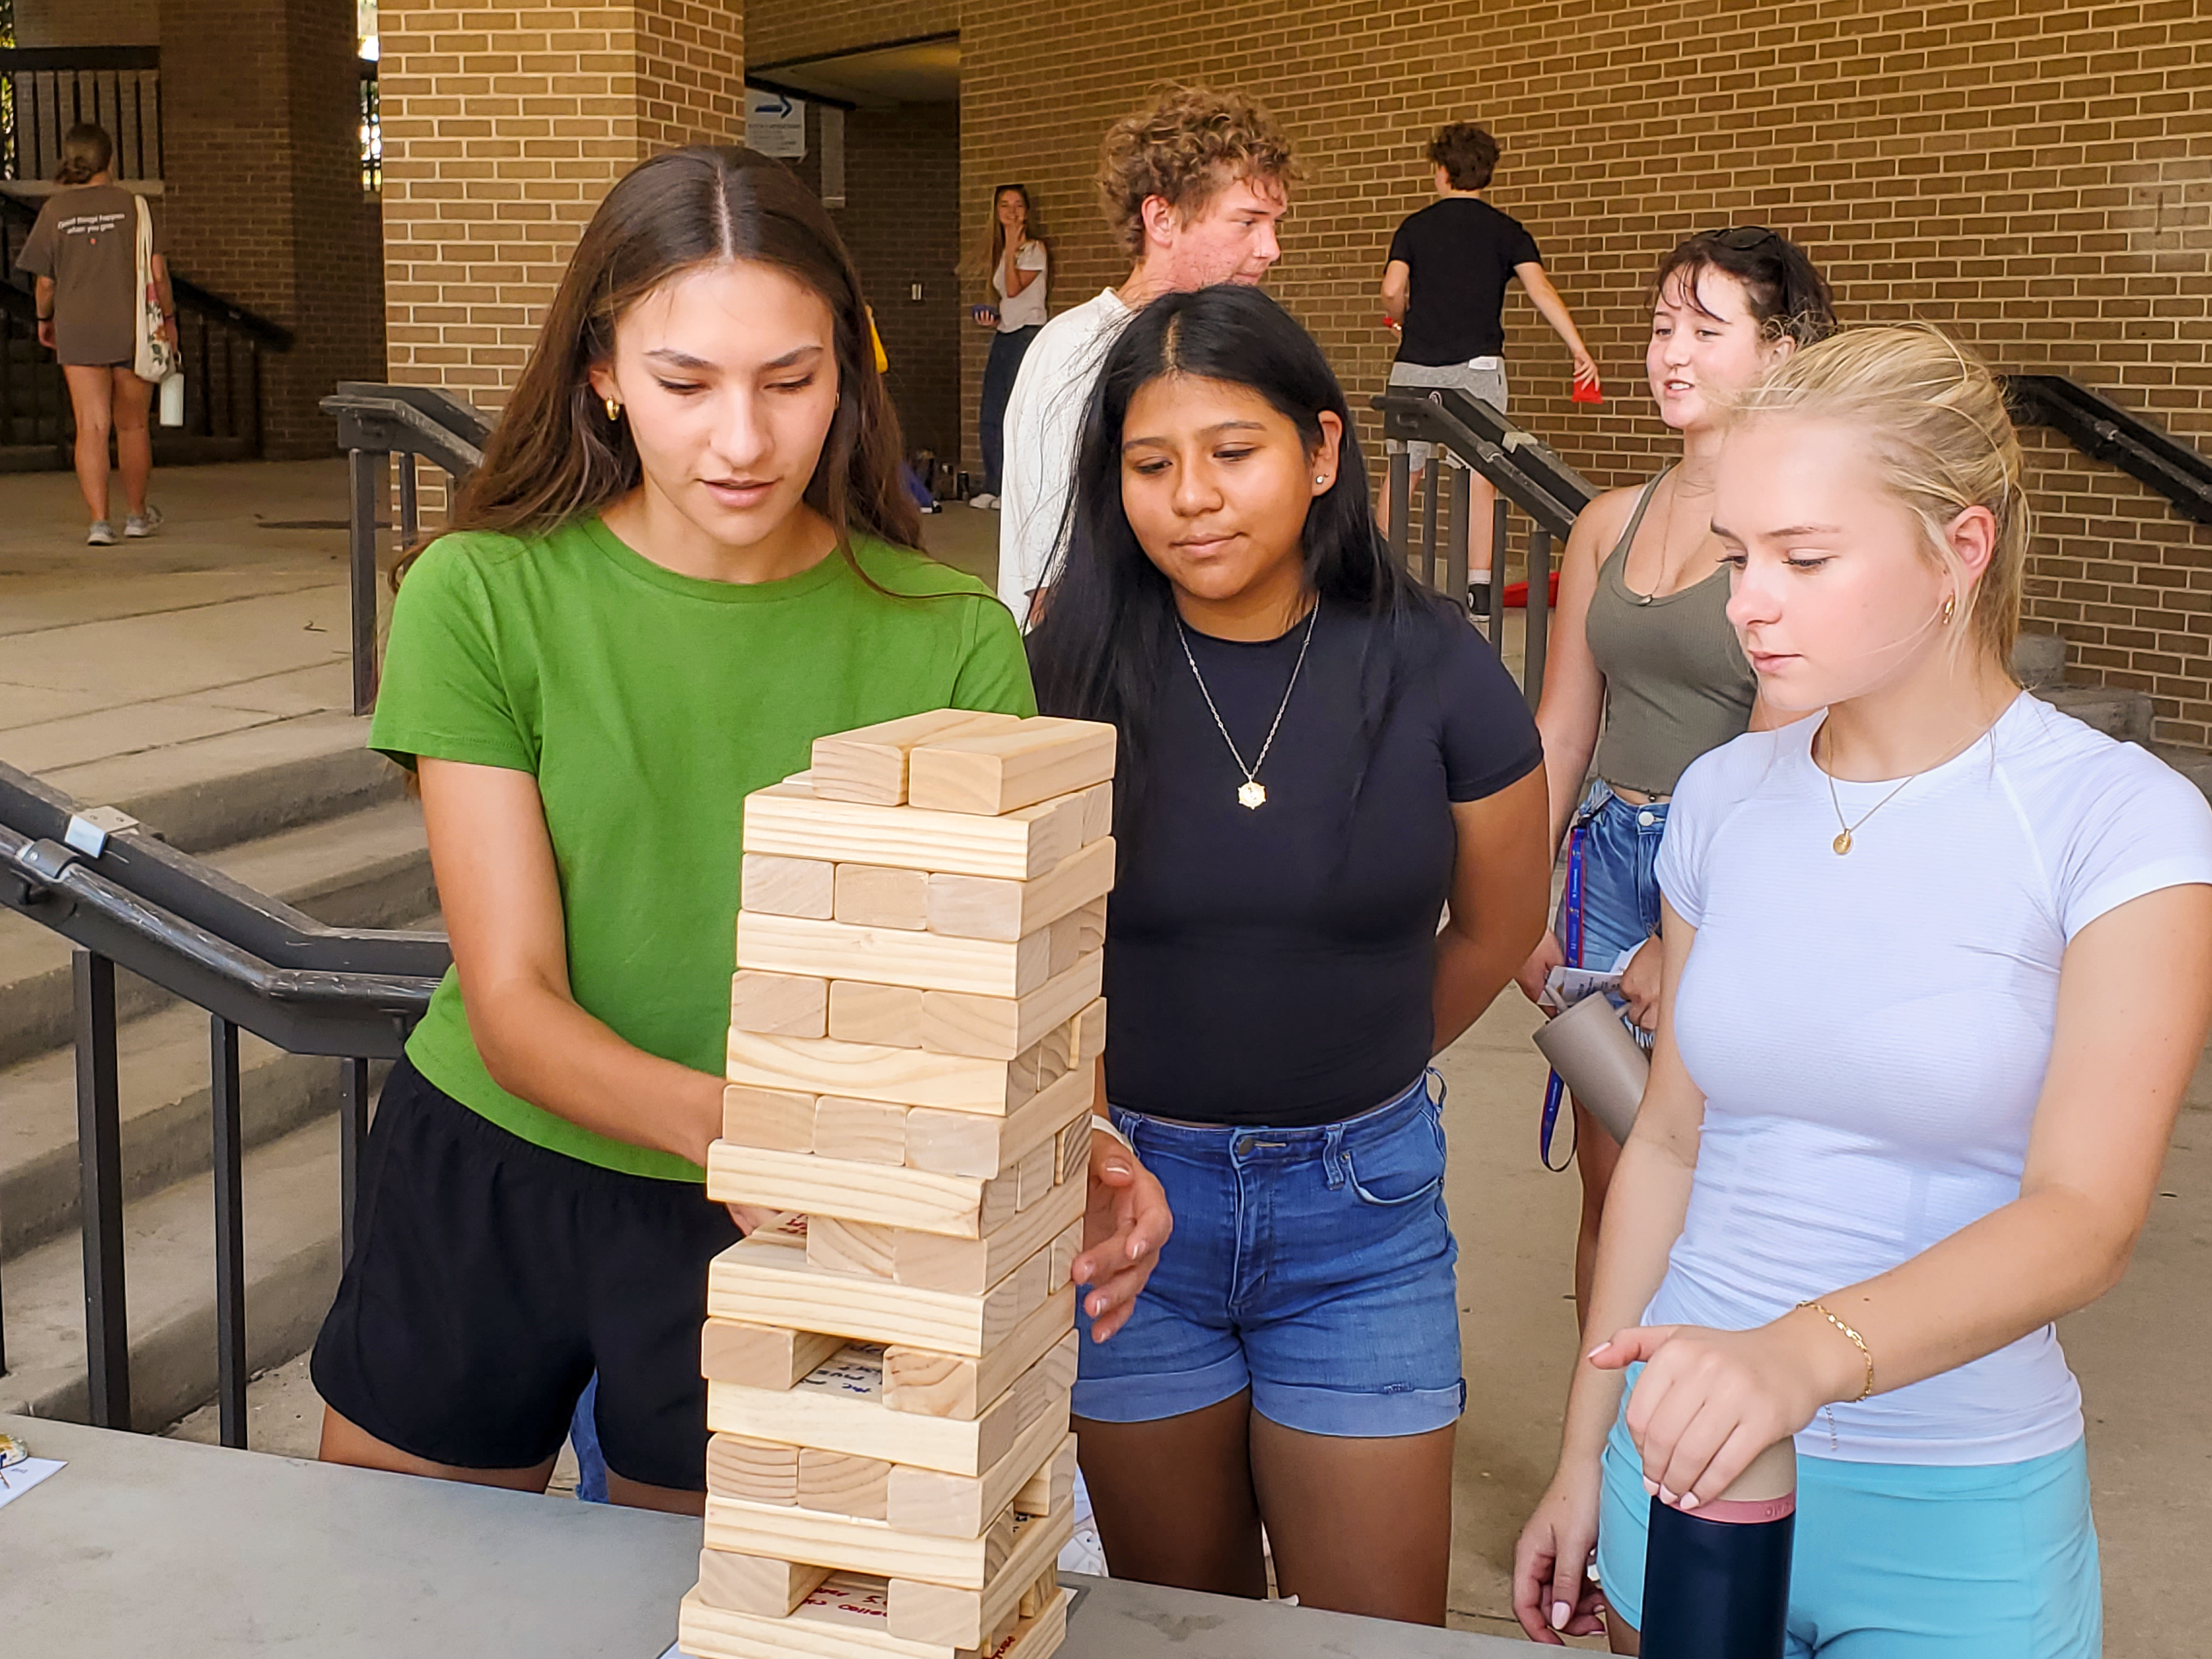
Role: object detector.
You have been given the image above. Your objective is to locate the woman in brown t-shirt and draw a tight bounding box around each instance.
[21,122,176,546]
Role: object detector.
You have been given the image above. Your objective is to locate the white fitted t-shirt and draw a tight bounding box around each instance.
[996,287,1131,619]
[1650,692,2212,1465]
[993,240,1049,331]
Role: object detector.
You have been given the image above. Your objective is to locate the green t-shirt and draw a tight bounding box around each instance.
[370,515,1036,1181]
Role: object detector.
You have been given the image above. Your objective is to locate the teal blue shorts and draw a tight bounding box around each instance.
[1597,1378,2101,1656]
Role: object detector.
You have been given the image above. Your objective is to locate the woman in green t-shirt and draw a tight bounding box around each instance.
[311,145,1169,1511]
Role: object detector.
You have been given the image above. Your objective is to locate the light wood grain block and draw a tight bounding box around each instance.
[748,1212,811,1249]
[702,1319,847,1389]
[1013,1139,1060,1212]
[739,912,1051,1000]
[709,1236,1040,1356]
[705,1493,1018,1591]
[883,1355,1073,1541]
[708,1143,1001,1239]
[883,1285,1077,1423]
[708,1341,1049,1479]
[904,1065,1093,1181]
[678,1575,1066,1659]
[1015,1435,1079,1520]
[828,980,925,1047]
[693,1548,831,1618]
[919,955,1103,1061]
[814,1097,910,1165]
[1077,781,1113,844]
[887,1508,1074,1646]
[721,1085,817,1152]
[729,1029,1039,1115]
[924,837,1115,945]
[743,781,1085,881]
[729,970,830,1039]
[740,852,836,919]
[811,709,1022,806]
[800,1448,894,1520]
[1045,900,1105,980]
[1048,1221,1082,1290]
[895,1171,1084,1297]
[905,719,1117,817]
[835,863,932,930]
[704,1434,799,1504]
[1056,1114,1093,1186]
[1067,998,1106,1069]
[808,1215,900,1278]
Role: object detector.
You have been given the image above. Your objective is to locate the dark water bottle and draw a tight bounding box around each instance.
[1640,1437,1796,1658]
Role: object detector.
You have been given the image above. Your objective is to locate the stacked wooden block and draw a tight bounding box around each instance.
[680,710,1116,1659]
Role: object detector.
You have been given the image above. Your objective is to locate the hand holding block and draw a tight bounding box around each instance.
[811,709,1022,805]
[906,718,1117,817]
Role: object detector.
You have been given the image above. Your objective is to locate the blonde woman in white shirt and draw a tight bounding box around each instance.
[967,183,1049,510]
[1512,325,2212,1654]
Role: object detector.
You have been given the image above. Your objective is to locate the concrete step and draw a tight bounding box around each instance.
[0,1113,344,1433]
[0,795,436,1071]
[2035,683,2157,744]
[38,710,403,855]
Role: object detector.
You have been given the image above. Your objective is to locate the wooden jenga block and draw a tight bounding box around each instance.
[729,970,830,1039]
[746,1212,811,1249]
[740,852,835,920]
[887,1505,1075,1645]
[721,1084,817,1152]
[884,1353,1074,1542]
[925,837,1115,944]
[692,1548,831,1618]
[920,955,1103,1061]
[678,1575,1068,1659]
[1013,1138,1060,1212]
[1076,781,1113,845]
[799,1448,894,1520]
[708,1142,1012,1239]
[904,1065,1093,1181]
[727,1029,1041,1115]
[813,1097,910,1165]
[1066,998,1106,1069]
[704,1492,1018,1590]
[704,1434,799,1505]
[883,1284,1077,1423]
[827,980,925,1047]
[738,911,1053,1000]
[834,863,932,930]
[807,1214,900,1278]
[1054,1115,1092,1186]
[906,718,1117,817]
[742,780,1084,881]
[810,709,1022,806]
[1048,1222,1082,1293]
[1043,900,1105,979]
[702,1319,846,1390]
[894,1171,1084,1297]
[709,1234,1043,1356]
[1015,1435,1079,1520]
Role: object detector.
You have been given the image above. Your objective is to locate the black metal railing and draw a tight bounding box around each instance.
[359,59,380,195]
[0,46,162,184]
[0,760,447,1445]
[1375,387,1599,709]
[323,384,491,713]
[2007,375,2212,527]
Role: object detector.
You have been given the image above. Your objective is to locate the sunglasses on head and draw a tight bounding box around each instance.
[1703,225,1780,251]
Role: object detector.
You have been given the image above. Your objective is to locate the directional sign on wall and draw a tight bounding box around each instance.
[746,89,807,159]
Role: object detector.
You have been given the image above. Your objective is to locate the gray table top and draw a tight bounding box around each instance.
[3,1414,1527,1656]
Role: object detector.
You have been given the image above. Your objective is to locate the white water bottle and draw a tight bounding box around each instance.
[159,371,184,427]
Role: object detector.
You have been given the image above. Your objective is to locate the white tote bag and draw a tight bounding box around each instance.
[131,194,180,388]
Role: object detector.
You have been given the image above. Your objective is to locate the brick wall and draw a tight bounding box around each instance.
[634,0,748,156]
[15,0,156,46]
[747,0,954,76]
[948,0,2212,744]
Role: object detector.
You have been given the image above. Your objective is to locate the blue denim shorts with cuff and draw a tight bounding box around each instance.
[1072,1072,1465,1438]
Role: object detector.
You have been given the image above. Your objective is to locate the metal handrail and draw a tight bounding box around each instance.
[2006,375,2212,527]
[0,759,448,1445]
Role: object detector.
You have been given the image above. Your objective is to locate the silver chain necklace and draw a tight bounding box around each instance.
[1176,605,1319,810]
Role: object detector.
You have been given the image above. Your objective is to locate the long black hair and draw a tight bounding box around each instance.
[1028,283,1453,818]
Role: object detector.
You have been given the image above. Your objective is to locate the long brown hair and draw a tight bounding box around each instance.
[960,183,1048,286]
[411,145,918,583]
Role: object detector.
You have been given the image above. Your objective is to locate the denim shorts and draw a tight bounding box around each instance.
[1597,1371,2101,1655]
[1072,1073,1465,1438]
[1558,778,1668,974]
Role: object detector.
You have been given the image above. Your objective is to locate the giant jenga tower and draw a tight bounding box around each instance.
[678,710,1116,1659]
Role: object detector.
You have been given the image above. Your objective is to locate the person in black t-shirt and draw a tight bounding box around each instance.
[1028,284,1551,1625]
[1378,121,1597,582]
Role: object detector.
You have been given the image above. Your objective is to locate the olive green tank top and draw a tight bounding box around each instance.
[1585,471,1757,798]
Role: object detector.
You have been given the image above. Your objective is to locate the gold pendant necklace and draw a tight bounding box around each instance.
[1821,741,1923,855]
[1178,606,1319,810]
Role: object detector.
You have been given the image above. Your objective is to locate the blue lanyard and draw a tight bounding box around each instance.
[1539,819,1588,1170]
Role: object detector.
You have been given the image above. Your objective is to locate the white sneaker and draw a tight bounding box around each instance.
[87,520,117,546]
[969,493,998,510]
[125,505,165,538]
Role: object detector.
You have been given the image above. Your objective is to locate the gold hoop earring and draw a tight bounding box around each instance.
[603,395,622,421]
[1940,594,1957,625]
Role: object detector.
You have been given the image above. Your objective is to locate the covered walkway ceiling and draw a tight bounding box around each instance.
[750,36,960,109]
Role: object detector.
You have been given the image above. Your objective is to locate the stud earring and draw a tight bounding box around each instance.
[1314,474,1329,486]
[604,394,622,421]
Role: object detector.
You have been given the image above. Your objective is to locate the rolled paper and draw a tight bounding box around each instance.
[1531,991,1648,1143]
[1640,1437,1797,1658]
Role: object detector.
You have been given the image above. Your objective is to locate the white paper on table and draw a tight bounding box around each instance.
[0,1457,65,1510]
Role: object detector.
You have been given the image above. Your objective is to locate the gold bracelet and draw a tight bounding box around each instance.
[1797,1299,1876,1402]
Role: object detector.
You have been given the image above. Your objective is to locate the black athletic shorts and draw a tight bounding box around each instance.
[309,1058,739,1489]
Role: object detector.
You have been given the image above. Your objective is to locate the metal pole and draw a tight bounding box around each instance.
[1488,496,1509,641]
[1418,460,1441,588]
[1526,524,1554,711]
[341,1057,372,1266]
[74,950,131,1430]
[398,450,420,546]
[1386,452,1411,570]
[348,447,381,716]
[1446,464,1471,614]
[210,1015,247,1449]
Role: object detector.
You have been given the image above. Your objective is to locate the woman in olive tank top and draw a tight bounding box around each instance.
[1513,229,1836,1321]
